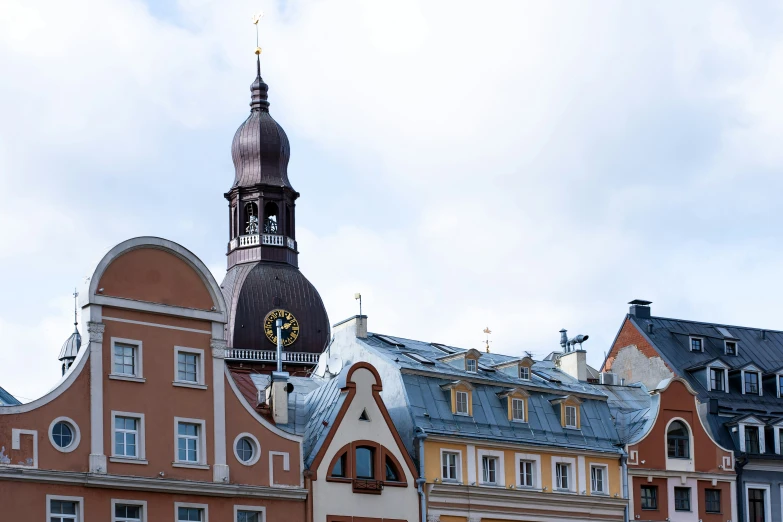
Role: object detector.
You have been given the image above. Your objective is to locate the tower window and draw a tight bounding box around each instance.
[263,202,279,234]
[244,203,259,235]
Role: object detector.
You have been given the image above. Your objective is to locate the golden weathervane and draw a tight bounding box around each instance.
[252,11,264,55]
[483,327,492,353]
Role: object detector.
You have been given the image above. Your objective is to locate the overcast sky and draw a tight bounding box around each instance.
[2,1,783,402]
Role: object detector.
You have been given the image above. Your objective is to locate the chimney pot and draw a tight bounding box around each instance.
[628,299,652,319]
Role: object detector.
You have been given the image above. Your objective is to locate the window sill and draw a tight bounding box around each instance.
[110,457,148,465]
[109,374,146,383]
[172,381,208,390]
[172,462,210,470]
[554,488,576,494]
[440,479,462,485]
[454,412,471,417]
[590,491,609,496]
[511,419,528,424]
[563,426,580,430]
[326,476,352,484]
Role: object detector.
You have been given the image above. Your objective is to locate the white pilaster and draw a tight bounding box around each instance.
[466,444,476,485]
[87,321,106,474]
[211,338,229,483]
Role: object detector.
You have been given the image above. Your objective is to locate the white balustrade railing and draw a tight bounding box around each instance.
[262,234,285,246]
[239,234,260,247]
[287,237,296,250]
[224,349,319,364]
[229,234,296,250]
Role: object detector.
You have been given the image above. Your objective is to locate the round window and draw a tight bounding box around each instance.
[236,437,255,462]
[52,421,74,448]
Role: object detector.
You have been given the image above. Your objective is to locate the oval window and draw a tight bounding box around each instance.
[236,437,255,463]
[52,421,74,448]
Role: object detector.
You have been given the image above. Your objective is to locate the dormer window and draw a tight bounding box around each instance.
[519,366,530,380]
[744,372,760,395]
[710,368,725,392]
[551,395,582,430]
[466,359,477,373]
[564,406,577,428]
[456,391,469,415]
[777,373,783,398]
[745,426,761,454]
[725,341,737,356]
[442,380,474,417]
[738,418,767,454]
[690,337,703,352]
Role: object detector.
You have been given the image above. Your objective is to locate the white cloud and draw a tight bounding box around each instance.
[2,0,783,399]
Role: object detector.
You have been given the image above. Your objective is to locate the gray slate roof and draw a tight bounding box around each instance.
[594,384,652,444]
[0,385,20,406]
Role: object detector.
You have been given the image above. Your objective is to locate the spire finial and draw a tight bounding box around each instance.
[249,11,270,111]
[72,288,79,329]
[483,327,492,353]
[252,11,264,58]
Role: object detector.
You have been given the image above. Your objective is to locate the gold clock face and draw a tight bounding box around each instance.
[263,309,300,347]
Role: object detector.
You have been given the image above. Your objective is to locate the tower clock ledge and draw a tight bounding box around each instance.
[229,233,296,251]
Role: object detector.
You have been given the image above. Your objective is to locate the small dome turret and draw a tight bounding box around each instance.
[58,290,82,375]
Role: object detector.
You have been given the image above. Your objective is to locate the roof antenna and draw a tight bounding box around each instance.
[483,327,492,353]
[355,293,362,316]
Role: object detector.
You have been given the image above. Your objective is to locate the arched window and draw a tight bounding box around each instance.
[263,202,278,234]
[667,421,690,459]
[330,452,347,478]
[244,203,259,235]
[355,446,375,479]
[385,455,400,481]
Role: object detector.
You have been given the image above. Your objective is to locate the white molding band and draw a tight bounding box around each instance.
[104,316,211,335]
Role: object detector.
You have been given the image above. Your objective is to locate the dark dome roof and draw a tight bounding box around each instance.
[231,62,293,190]
[58,327,81,361]
[222,262,330,354]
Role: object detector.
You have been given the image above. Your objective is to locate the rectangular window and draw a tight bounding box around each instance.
[564,405,577,428]
[114,504,142,522]
[236,511,262,522]
[466,359,477,373]
[177,506,204,522]
[710,368,725,392]
[745,372,759,394]
[674,487,691,511]
[640,485,658,510]
[690,338,703,351]
[114,343,136,376]
[519,366,530,380]
[725,341,737,355]
[114,417,138,458]
[455,391,469,415]
[779,374,783,397]
[441,451,459,481]
[177,422,200,463]
[590,466,605,494]
[519,460,534,487]
[705,489,721,514]
[49,498,80,522]
[511,398,525,421]
[177,352,199,383]
[481,456,498,484]
[555,463,570,490]
[745,426,761,454]
[748,488,765,522]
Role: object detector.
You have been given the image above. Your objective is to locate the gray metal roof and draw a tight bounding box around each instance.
[626,314,783,451]
[58,327,81,361]
[593,384,652,444]
[0,385,21,406]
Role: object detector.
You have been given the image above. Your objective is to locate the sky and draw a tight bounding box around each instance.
[2,0,783,402]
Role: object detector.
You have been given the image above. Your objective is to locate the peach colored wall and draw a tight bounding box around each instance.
[98,248,214,310]
[102,307,214,481]
[632,476,668,521]
[0,364,91,472]
[698,479,731,522]
[628,380,732,474]
[224,375,302,487]
[0,480,305,522]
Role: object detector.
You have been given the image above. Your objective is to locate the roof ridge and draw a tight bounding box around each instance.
[648,315,783,334]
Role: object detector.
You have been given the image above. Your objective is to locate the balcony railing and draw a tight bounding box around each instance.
[229,234,296,251]
[353,479,384,494]
[224,349,319,365]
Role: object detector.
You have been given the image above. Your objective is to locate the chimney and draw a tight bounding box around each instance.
[559,329,568,352]
[333,315,368,339]
[628,299,652,319]
[559,350,587,382]
[268,318,290,424]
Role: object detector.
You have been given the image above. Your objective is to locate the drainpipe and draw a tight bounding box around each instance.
[620,454,629,522]
[276,318,283,373]
[735,455,747,522]
[414,428,428,522]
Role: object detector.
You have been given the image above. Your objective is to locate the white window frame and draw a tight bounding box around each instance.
[234,506,265,522]
[744,483,771,522]
[48,417,81,453]
[777,372,783,398]
[109,337,145,383]
[175,502,208,522]
[519,366,530,380]
[724,340,738,356]
[515,452,541,489]
[511,398,526,422]
[233,432,261,466]
[564,405,578,429]
[741,367,762,396]
[455,390,470,416]
[174,417,208,468]
[110,411,146,464]
[111,499,147,522]
[689,336,704,352]
[551,456,576,493]
[477,449,505,487]
[440,449,462,483]
[739,422,766,454]
[774,425,783,456]
[708,365,729,393]
[481,455,499,485]
[47,495,83,522]
[590,464,609,495]
[173,346,207,389]
[466,358,477,373]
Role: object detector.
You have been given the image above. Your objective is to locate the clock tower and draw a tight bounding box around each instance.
[221,58,330,369]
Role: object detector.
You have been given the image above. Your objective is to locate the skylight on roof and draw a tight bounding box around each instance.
[375,335,405,347]
[716,327,733,338]
[404,352,435,365]
[430,343,455,354]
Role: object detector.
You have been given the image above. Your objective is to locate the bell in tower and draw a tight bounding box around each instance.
[220,53,330,372]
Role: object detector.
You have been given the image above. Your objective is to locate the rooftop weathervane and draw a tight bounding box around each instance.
[252,11,264,56]
[483,327,492,353]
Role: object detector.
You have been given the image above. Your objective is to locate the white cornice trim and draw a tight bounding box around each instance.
[425,434,622,459]
[104,316,212,335]
[627,469,735,481]
[0,468,307,500]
